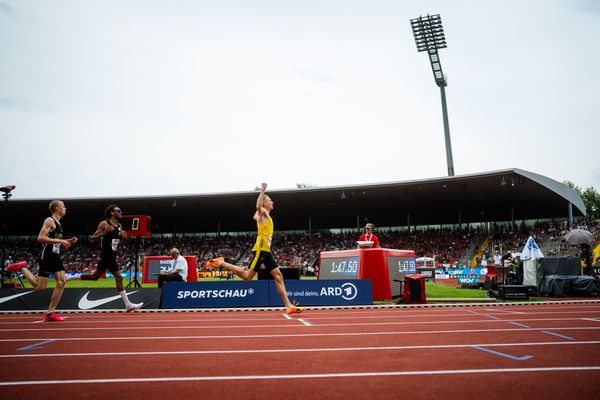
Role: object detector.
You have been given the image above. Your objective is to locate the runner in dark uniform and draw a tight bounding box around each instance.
[7,200,77,321]
[67,204,143,312]
[39,217,65,276]
[98,218,122,273]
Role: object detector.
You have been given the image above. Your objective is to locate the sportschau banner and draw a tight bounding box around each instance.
[161,281,270,308]
[268,280,372,306]
[161,280,373,309]
[0,288,161,311]
[0,281,373,310]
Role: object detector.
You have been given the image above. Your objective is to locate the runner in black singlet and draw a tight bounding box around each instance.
[67,204,143,312]
[97,218,122,273]
[7,200,77,322]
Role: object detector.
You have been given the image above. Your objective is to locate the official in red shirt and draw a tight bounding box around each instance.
[358,223,380,248]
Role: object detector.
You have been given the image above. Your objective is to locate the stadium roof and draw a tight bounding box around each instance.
[2,168,585,236]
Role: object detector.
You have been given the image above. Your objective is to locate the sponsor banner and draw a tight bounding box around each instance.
[268,280,372,306]
[198,271,231,278]
[0,288,161,311]
[161,280,373,308]
[161,281,270,309]
[1,282,373,310]
[63,272,143,279]
[448,268,487,277]
[457,276,482,285]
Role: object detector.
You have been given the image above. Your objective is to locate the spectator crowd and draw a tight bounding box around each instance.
[3,220,598,278]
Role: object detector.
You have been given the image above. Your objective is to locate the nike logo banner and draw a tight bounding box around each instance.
[78,291,139,310]
[0,288,162,311]
[0,290,35,304]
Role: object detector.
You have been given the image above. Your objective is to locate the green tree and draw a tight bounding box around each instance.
[563,180,580,193]
[582,187,600,219]
[563,181,600,219]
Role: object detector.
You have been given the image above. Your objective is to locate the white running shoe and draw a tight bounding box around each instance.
[126,302,144,313]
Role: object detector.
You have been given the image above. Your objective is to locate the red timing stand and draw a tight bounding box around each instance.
[319,248,416,301]
[142,256,197,284]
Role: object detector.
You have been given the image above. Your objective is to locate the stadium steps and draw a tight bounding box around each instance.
[457,234,482,268]
[470,235,490,267]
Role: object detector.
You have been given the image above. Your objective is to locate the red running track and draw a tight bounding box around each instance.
[1,302,600,399]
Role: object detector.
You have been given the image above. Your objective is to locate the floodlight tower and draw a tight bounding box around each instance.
[410,14,454,176]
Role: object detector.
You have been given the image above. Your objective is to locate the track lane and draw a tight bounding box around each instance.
[0,338,599,381]
[1,303,600,399]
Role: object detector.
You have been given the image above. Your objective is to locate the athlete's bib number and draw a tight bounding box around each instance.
[52,243,61,254]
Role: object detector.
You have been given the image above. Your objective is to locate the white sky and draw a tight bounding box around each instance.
[1,0,599,199]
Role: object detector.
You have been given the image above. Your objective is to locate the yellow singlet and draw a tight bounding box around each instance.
[252,217,273,252]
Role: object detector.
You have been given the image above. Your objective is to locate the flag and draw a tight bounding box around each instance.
[521,236,544,260]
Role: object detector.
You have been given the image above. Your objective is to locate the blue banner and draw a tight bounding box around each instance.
[160,280,373,308]
[161,281,270,309]
[268,280,372,306]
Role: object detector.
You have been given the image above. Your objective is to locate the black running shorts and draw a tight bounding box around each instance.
[248,250,279,272]
[97,257,119,273]
[38,255,65,278]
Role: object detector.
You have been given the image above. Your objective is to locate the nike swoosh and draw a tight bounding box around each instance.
[0,291,34,304]
[78,290,139,310]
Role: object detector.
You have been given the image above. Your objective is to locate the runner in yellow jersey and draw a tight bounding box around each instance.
[216,183,305,314]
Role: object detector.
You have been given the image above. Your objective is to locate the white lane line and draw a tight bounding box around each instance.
[0,314,493,323]
[1,340,599,359]
[0,317,595,332]
[2,310,599,325]
[1,366,599,386]
[1,303,599,318]
[297,319,311,326]
[1,327,598,344]
[282,314,292,320]
[469,313,530,327]
[4,316,299,324]
[483,309,526,314]
[508,322,530,328]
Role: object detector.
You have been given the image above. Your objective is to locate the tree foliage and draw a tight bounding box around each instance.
[563,181,600,219]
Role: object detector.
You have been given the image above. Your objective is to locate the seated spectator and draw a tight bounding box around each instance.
[158,247,188,288]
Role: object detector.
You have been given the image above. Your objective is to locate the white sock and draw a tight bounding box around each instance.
[65,274,81,281]
[119,290,133,307]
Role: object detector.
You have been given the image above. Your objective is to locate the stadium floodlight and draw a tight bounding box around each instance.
[410,14,455,176]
